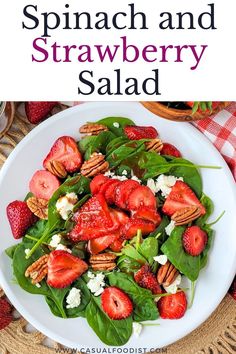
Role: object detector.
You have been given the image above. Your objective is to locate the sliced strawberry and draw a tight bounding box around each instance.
[104,180,121,205]
[90,174,109,195]
[182,226,208,256]
[161,143,182,158]
[101,287,133,320]
[7,201,37,239]
[134,265,162,295]
[25,102,57,124]
[162,181,206,216]
[127,186,157,211]
[111,209,129,225]
[43,136,82,173]
[99,179,119,196]
[121,218,155,240]
[109,238,125,252]
[133,206,161,226]
[88,233,120,255]
[69,200,119,242]
[29,170,60,200]
[124,126,158,140]
[157,291,187,319]
[115,180,140,209]
[47,250,88,288]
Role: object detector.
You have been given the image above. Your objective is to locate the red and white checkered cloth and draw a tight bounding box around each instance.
[193,102,236,180]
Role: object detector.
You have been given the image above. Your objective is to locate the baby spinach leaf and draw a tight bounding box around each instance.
[108,272,159,322]
[169,158,203,198]
[149,216,170,247]
[137,237,158,265]
[117,255,141,274]
[24,192,34,201]
[106,136,129,156]
[115,165,132,178]
[86,295,132,346]
[5,244,18,259]
[96,117,135,137]
[161,226,213,281]
[83,131,116,160]
[122,244,147,264]
[78,136,96,153]
[106,141,146,168]
[26,220,48,239]
[66,278,91,318]
[196,194,214,227]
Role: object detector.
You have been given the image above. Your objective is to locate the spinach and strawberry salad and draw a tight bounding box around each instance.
[5,117,222,346]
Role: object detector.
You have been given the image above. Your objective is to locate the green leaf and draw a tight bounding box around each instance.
[117,255,141,274]
[86,296,132,346]
[149,216,170,247]
[122,244,147,264]
[137,237,158,265]
[78,136,96,154]
[108,272,159,321]
[5,244,18,259]
[196,194,214,227]
[24,192,34,201]
[161,226,213,281]
[106,140,146,168]
[96,117,135,137]
[83,131,116,160]
[106,136,129,156]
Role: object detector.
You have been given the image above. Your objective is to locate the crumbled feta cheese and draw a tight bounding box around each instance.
[35,283,41,288]
[111,174,127,181]
[132,322,142,337]
[87,271,95,279]
[55,244,72,253]
[66,288,81,309]
[155,175,183,198]
[56,193,78,220]
[147,178,158,194]
[122,169,128,176]
[165,220,176,236]
[104,170,115,177]
[113,122,120,128]
[163,274,182,294]
[131,175,141,183]
[153,255,168,265]
[87,272,105,296]
[25,249,30,256]
[49,234,62,248]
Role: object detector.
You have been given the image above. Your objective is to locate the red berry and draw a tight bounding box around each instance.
[162,181,206,216]
[124,126,158,140]
[161,143,182,158]
[101,287,133,320]
[158,291,187,319]
[29,170,60,200]
[99,179,119,196]
[87,233,120,255]
[90,175,109,195]
[0,313,13,330]
[25,102,57,124]
[104,180,121,205]
[114,180,140,209]
[134,265,162,295]
[109,238,125,252]
[0,298,12,315]
[127,186,157,211]
[47,250,88,289]
[121,217,155,240]
[43,136,82,173]
[7,201,37,239]
[182,226,208,256]
[133,206,161,226]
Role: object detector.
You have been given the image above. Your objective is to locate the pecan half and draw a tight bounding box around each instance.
[27,197,48,220]
[81,152,109,177]
[25,254,49,284]
[171,206,201,226]
[89,253,116,271]
[79,123,108,136]
[46,160,67,178]
[145,139,163,153]
[157,261,179,287]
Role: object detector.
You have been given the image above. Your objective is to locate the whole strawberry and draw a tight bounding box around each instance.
[25,102,58,124]
[0,298,13,330]
[7,201,37,239]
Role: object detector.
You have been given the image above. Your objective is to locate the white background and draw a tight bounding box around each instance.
[0,0,236,100]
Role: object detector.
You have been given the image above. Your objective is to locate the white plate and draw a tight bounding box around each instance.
[0,102,235,350]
